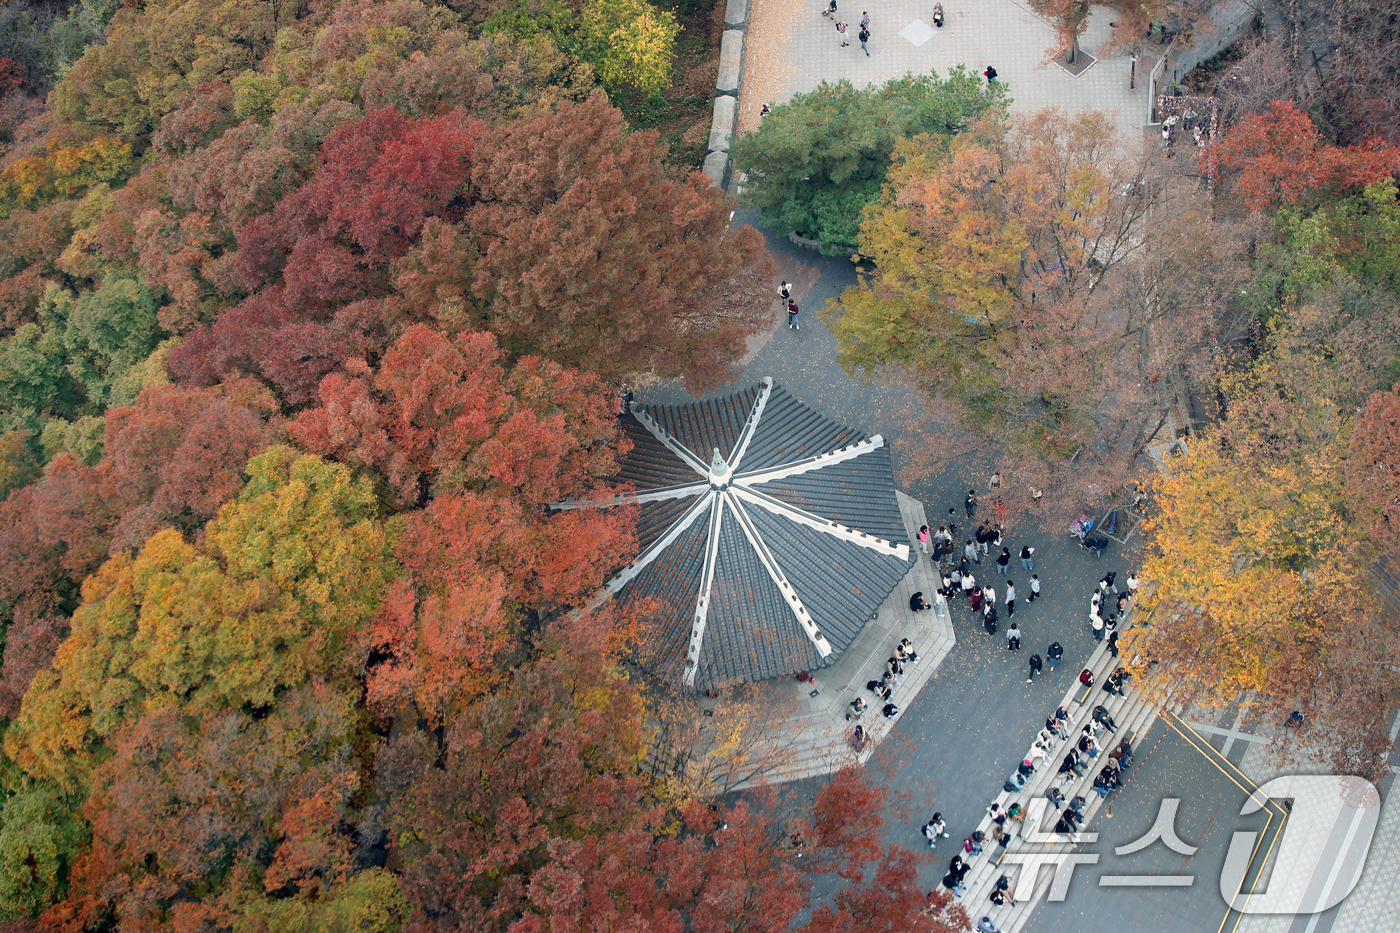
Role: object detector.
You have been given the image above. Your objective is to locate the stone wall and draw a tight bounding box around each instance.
[702,0,751,189]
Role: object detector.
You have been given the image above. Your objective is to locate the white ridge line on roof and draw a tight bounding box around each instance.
[629,405,710,477]
[726,377,773,473]
[734,434,884,486]
[731,486,910,561]
[727,494,833,658]
[549,482,708,511]
[684,491,728,688]
[599,492,715,600]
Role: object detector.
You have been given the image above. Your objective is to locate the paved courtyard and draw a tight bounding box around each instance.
[738,0,1156,141]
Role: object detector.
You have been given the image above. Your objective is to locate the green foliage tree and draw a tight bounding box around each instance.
[0,781,88,921]
[730,68,1009,254]
[579,0,680,96]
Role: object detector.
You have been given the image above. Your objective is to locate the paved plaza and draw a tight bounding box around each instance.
[738,0,1154,141]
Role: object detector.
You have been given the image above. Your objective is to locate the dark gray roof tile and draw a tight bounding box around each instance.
[749,445,911,546]
[639,384,761,464]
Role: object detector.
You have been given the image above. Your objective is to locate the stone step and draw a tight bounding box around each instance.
[940,630,1132,919]
[995,703,1164,933]
[959,684,1155,913]
[966,699,1162,933]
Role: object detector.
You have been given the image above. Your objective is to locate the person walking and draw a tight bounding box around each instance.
[1020,544,1035,570]
[1047,641,1063,670]
[932,1,944,26]
[977,917,1001,933]
[1027,653,1043,683]
[965,489,978,518]
[858,24,870,54]
[822,0,837,16]
[933,586,947,618]
[859,9,869,27]
[1107,629,1119,657]
[787,298,800,329]
[1028,574,1040,603]
[983,65,998,83]
[918,523,929,553]
[927,812,950,839]
[1005,581,1016,617]
[836,19,850,46]
[996,547,1011,575]
[1006,622,1021,651]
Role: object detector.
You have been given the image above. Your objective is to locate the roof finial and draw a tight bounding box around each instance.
[709,447,732,486]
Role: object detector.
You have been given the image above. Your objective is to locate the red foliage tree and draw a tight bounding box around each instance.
[290,324,627,507]
[234,107,484,305]
[469,92,771,394]
[1349,383,1400,556]
[1203,100,1400,211]
[101,381,276,547]
[365,489,636,722]
[0,454,113,623]
[0,201,76,332]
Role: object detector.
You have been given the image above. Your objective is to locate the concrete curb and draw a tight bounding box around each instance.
[702,0,752,188]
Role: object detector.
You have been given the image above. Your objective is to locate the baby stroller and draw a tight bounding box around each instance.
[1071,514,1109,557]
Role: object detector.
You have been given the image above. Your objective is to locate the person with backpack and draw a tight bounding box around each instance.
[1006,622,1021,651]
[927,812,950,839]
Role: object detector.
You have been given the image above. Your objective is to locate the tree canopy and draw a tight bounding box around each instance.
[731,68,1009,255]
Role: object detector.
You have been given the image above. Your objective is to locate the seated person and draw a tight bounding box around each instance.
[909,591,930,612]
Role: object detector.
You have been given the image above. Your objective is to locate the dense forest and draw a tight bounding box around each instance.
[0,1,984,930]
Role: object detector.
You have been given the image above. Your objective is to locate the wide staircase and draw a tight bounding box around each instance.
[954,639,1160,932]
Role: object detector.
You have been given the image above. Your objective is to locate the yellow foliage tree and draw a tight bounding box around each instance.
[581,0,680,96]
[1128,360,1400,777]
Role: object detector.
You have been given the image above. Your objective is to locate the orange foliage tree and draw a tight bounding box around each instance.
[1203,100,1400,212]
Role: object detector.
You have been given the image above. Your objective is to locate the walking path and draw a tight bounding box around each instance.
[738,0,1151,141]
